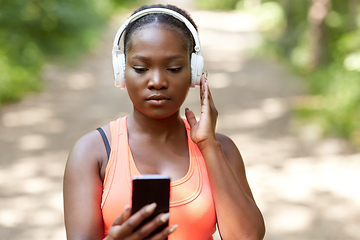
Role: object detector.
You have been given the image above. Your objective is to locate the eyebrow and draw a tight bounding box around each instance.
[132,55,185,61]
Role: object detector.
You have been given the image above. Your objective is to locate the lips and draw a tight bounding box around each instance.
[147,94,170,101]
[146,94,170,105]
[147,94,170,100]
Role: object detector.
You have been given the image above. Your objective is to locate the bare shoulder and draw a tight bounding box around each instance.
[67,124,110,170]
[215,133,244,165]
[69,130,103,164]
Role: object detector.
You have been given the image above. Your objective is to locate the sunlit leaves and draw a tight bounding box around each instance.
[0,0,112,104]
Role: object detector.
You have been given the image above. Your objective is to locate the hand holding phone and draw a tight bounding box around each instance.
[131,175,171,238]
[105,201,176,240]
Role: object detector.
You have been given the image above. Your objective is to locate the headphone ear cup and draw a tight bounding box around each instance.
[113,53,126,89]
[190,53,204,87]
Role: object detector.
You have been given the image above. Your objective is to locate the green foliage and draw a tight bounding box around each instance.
[270,0,311,59]
[0,0,145,105]
[196,0,240,10]
[0,0,112,104]
[111,0,146,10]
[193,0,360,147]
[0,44,44,102]
[259,0,360,148]
[298,65,360,139]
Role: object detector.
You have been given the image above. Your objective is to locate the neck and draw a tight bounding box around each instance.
[127,110,186,141]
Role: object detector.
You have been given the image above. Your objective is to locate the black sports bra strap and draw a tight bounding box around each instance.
[96,127,111,159]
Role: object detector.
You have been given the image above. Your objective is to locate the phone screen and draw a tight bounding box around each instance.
[131,175,171,237]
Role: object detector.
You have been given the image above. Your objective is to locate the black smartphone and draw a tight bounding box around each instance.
[131,175,171,237]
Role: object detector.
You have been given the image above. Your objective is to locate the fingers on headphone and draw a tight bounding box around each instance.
[201,72,216,109]
[203,70,208,80]
[200,77,209,108]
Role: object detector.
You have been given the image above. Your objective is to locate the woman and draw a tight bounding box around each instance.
[63,4,265,240]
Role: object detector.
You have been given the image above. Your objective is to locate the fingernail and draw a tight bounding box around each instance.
[124,204,130,212]
[185,107,189,112]
[160,213,170,222]
[145,203,157,213]
[169,224,178,233]
[203,70,208,80]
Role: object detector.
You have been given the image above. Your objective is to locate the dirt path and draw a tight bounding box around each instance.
[0,6,359,240]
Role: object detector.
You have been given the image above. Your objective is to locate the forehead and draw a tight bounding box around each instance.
[127,23,189,55]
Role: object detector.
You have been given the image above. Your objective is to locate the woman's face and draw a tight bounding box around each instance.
[125,23,191,120]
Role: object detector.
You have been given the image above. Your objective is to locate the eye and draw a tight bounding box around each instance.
[133,67,148,74]
[167,67,182,73]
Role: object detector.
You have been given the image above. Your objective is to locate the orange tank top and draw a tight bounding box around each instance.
[101,116,216,239]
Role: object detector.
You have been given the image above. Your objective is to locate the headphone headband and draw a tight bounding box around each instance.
[112,8,202,55]
[112,7,204,89]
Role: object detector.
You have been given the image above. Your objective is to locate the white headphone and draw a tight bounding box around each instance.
[112,8,204,89]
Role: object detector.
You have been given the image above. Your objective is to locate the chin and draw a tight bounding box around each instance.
[138,109,180,120]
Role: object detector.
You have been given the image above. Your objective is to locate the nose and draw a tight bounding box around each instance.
[147,69,168,90]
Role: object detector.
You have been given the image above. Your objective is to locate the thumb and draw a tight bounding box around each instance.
[185,108,197,128]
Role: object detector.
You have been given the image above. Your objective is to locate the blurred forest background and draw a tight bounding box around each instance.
[0,0,359,148]
[0,0,142,103]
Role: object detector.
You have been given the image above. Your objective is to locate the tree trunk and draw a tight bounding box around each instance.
[307,0,331,69]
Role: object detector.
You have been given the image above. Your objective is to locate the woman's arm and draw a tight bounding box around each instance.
[201,134,265,240]
[63,131,107,240]
[185,74,265,240]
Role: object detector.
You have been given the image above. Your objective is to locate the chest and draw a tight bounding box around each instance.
[128,136,190,182]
